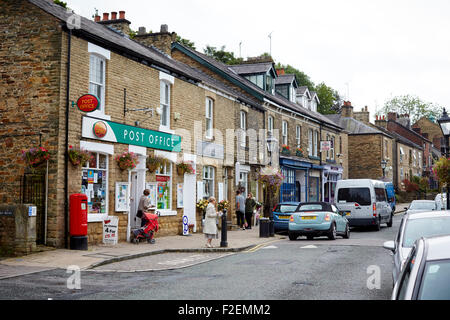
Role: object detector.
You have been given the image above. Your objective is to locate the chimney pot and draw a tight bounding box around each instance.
[119,11,125,19]
[160,24,169,33]
[111,11,117,20]
[138,27,147,35]
[94,15,101,22]
[102,12,109,21]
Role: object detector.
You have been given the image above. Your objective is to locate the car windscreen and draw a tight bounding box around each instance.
[402,217,450,248]
[410,202,436,210]
[337,187,371,206]
[274,204,298,213]
[418,259,450,300]
[297,204,325,211]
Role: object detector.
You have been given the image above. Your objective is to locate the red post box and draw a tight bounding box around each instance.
[70,193,88,236]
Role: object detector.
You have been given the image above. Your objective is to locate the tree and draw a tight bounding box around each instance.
[315,82,342,115]
[203,45,243,65]
[176,36,196,50]
[376,94,442,123]
[275,63,315,91]
[54,0,67,8]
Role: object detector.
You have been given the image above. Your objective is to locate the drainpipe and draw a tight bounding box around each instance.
[64,29,72,249]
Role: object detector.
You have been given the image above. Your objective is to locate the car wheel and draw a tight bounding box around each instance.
[306,235,314,240]
[343,224,350,239]
[288,232,298,241]
[387,213,393,227]
[374,216,381,231]
[328,223,337,240]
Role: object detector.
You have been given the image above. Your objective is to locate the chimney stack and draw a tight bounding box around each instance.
[94,14,101,22]
[354,104,370,124]
[341,101,354,118]
[134,24,177,56]
[96,10,131,36]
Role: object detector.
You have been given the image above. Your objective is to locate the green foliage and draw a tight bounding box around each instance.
[176,36,196,50]
[53,0,67,8]
[275,62,315,90]
[433,157,450,187]
[204,45,243,65]
[377,94,442,124]
[315,82,342,115]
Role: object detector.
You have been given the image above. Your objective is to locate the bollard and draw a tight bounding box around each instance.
[220,209,228,247]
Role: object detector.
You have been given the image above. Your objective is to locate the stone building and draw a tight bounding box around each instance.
[412,116,443,155]
[0,0,266,251]
[171,45,348,204]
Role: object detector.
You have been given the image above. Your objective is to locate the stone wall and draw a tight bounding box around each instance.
[348,134,383,179]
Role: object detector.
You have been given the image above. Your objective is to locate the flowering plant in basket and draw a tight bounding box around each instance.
[281,144,290,155]
[217,200,230,212]
[196,199,209,212]
[115,152,139,170]
[68,145,92,167]
[21,147,50,168]
[176,160,195,175]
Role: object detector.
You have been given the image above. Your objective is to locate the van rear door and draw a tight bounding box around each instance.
[336,187,372,219]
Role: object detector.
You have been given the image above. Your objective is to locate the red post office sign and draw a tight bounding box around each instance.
[93,121,108,138]
[77,94,99,112]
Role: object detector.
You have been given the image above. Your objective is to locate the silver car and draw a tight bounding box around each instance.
[392,235,450,300]
[405,200,437,215]
[383,211,450,284]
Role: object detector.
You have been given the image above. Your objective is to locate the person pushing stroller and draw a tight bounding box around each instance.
[132,211,159,244]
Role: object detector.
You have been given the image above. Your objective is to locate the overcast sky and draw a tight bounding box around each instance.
[69,0,450,121]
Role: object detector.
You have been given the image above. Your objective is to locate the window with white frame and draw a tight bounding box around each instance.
[155,162,172,210]
[308,129,313,156]
[203,166,215,199]
[240,111,247,147]
[82,152,108,215]
[400,147,405,163]
[205,97,214,139]
[313,130,319,157]
[89,54,106,113]
[268,116,274,134]
[160,81,171,128]
[326,134,330,159]
[296,125,301,149]
[331,136,335,160]
[282,121,288,146]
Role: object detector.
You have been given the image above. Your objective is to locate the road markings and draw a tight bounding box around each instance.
[301,245,318,249]
[245,240,281,253]
[262,245,278,249]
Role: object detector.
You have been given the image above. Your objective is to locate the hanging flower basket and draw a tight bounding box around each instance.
[176,160,195,175]
[196,199,209,214]
[218,200,230,212]
[21,147,50,168]
[281,144,291,156]
[116,152,139,170]
[146,155,169,173]
[68,145,92,167]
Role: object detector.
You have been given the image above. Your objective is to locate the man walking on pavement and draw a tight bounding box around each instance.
[236,190,246,230]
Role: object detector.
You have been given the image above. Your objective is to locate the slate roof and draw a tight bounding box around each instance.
[326,114,390,136]
[28,0,263,111]
[296,86,311,97]
[275,74,296,85]
[228,62,274,75]
[172,43,343,130]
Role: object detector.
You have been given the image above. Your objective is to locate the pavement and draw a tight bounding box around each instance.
[0,226,283,279]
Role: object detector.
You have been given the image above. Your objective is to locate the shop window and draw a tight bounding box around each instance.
[82,152,108,215]
[203,166,215,199]
[308,176,319,202]
[156,163,172,210]
[281,169,296,202]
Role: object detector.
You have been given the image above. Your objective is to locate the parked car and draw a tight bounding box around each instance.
[405,200,437,215]
[385,182,396,213]
[288,202,350,240]
[435,193,447,210]
[391,235,450,300]
[383,211,450,284]
[273,202,301,232]
[335,179,392,230]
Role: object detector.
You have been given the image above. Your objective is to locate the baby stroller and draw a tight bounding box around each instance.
[131,211,160,244]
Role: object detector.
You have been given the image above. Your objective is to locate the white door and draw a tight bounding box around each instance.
[183,173,197,232]
[130,172,140,229]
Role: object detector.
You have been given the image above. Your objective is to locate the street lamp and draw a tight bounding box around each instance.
[265,131,278,237]
[438,108,450,210]
[381,160,387,179]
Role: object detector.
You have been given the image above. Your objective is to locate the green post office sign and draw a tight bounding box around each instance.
[82,116,181,152]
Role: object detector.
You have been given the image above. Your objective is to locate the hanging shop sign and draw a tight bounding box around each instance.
[82,116,181,152]
[77,94,100,113]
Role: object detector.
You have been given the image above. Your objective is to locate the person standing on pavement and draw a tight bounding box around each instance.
[235,190,246,230]
[245,192,256,230]
[203,197,220,248]
[137,189,151,227]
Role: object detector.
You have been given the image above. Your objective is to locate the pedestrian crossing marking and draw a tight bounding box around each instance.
[301,245,318,249]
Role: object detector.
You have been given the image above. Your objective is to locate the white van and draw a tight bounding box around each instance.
[335,179,393,230]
